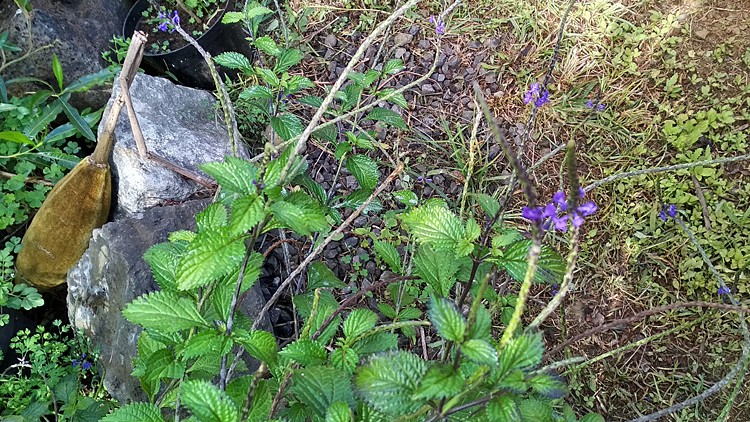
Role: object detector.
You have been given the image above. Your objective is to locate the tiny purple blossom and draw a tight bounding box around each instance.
[659,204,677,221]
[522,206,543,222]
[718,286,731,295]
[158,21,169,32]
[524,83,540,104]
[586,100,594,108]
[428,15,445,35]
[535,89,550,107]
[172,10,180,26]
[82,360,93,371]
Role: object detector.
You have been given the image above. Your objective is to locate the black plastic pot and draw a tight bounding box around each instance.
[123,0,253,89]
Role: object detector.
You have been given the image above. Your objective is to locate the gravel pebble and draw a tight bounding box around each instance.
[394,33,413,46]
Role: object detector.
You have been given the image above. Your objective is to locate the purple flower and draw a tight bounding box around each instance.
[158,21,169,32]
[659,204,677,221]
[72,353,92,371]
[524,83,539,104]
[428,15,445,35]
[586,100,606,111]
[522,189,598,232]
[551,283,559,296]
[172,10,180,26]
[524,82,550,108]
[718,286,731,295]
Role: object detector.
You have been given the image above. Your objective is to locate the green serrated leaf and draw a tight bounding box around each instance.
[382,59,405,75]
[518,398,553,422]
[344,308,378,340]
[143,242,183,292]
[326,401,353,422]
[255,67,280,86]
[468,305,491,340]
[354,351,427,416]
[461,339,498,365]
[497,240,565,284]
[486,395,520,422]
[240,85,274,101]
[269,198,328,237]
[200,157,258,195]
[465,218,481,242]
[292,366,354,417]
[182,379,240,422]
[392,190,418,207]
[234,329,278,364]
[182,330,231,360]
[497,332,544,378]
[263,146,308,188]
[498,369,527,394]
[298,95,323,108]
[280,338,328,366]
[101,403,166,422]
[221,11,244,23]
[363,107,407,129]
[330,346,359,374]
[214,51,252,71]
[230,194,264,235]
[412,363,464,400]
[413,245,459,297]
[428,297,466,342]
[337,188,382,214]
[309,261,346,289]
[123,291,208,332]
[196,202,228,231]
[255,35,281,56]
[243,5,273,19]
[275,48,304,73]
[476,193,500,218]
[528,373,567,399]
[373,240,401,273]
[376,88,407,108]
[401,203,464,251]
[346,154,380,190]
[176,228,246,290]
[169,230,196,242]
[270,113,304,141]
[579,414,606,422]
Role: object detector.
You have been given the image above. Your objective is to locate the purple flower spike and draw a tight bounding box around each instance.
[659,204,677,221]
[577,202,598,216]
[524,83,540,104]
[535,89,550,107]
[667,204,677,218]
[428,15,445,35]
[172,10,180,26]
[522,206,543,222]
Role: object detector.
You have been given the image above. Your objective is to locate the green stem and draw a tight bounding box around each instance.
[498,240,541,349]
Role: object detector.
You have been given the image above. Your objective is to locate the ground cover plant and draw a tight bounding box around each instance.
[2,0,749,420]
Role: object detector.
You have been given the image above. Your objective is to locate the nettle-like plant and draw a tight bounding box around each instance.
[102,2,605,422]
[109,145,602,421]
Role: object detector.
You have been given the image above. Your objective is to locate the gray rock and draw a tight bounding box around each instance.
[393,33,413,47]
[105,73,250,217]
[67,200,271,403]
[1,0,129,110]
[421,83,436,95]
[324,33,338,48]
[394,47,408,59]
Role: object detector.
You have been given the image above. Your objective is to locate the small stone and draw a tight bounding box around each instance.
[324,33,337,47]
[393,33,413,46]
[468,40,482,50]
[436,73,446,82]
[353,216,369,227]
[447,56,461,68]
[418,39,430,49]
[343,237,359,248]
[421,83,436,95]
[395,47,407,59]
[365,261,377,274]
[694,29,709,40]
